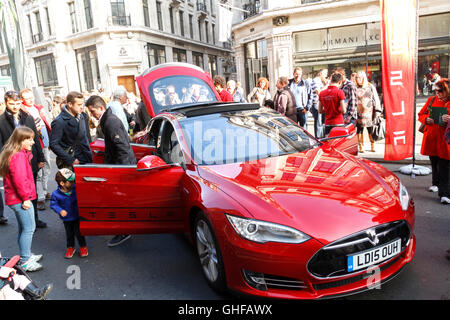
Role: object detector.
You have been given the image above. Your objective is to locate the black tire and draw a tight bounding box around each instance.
[193,211,227,293]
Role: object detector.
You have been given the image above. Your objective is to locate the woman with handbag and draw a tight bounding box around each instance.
[355,71,381,152]
[418,78,450,204]
[247,77,271,107]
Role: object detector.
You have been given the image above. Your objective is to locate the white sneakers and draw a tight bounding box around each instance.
[428,186,449,204]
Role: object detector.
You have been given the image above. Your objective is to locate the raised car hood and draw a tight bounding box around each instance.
[198,147,406,245]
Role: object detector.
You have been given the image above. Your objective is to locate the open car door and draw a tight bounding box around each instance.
[74,159,185,236]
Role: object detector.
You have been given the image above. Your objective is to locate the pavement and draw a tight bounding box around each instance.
[305,98,431,165]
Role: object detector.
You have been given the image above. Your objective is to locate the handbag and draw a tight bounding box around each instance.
[418,96,436,134]
[55,118,83,169]
[372,116,385,142]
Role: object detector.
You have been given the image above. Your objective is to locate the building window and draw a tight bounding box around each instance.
[189,14,193,39]
[198,19,202,42]
[76,46,100,92]
[169,6,175,34]
[0,34,5,54]
[179,10,185,37]
[192,52,204,68]
[111,0,130,26]
[156,1,163,31]
[142,0,150,27]
[208,55,217,77]
[212,23,215,44]
[84,0,93,29]
[68,2,78,33]
[205,21,209,43]
[34,11,43,36]
[0,65,11,76]
[27,14,33,43]
[173,48,187,63]
[45,7,52,35]
[147,43,166,67]
[34,54,58,87]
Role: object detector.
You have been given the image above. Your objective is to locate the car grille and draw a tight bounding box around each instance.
[307,220,411,279]
[242,269,307,291]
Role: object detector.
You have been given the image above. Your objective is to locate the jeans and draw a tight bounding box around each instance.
[9,203,36,263]
[296,109,308,129]
[310,104,325,139]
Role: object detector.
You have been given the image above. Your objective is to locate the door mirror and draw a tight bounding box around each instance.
[137,155,167,171]
[320,124,356,141]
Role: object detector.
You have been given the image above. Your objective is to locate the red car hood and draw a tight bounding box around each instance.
[198,147,406,245]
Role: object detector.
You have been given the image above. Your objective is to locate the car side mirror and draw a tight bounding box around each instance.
[320,124,355,141]
[136,155,167,171]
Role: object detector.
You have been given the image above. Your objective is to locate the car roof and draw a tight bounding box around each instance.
[140,62,206,78]
[165,102,261,118]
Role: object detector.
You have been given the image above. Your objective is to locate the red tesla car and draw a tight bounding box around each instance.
[76,63,415,299]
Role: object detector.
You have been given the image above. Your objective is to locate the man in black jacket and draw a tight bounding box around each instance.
[0,91,47,228]
[50,91,92,169]
[86,95,136,247]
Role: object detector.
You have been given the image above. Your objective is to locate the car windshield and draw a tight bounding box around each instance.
[179,107,320,165]
[150,75,217,115]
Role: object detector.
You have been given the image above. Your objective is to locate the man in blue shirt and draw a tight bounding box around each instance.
[289,67,313,129]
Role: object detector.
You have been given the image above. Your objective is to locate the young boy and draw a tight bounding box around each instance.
[50,168,88,258]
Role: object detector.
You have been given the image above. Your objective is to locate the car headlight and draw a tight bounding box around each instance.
[225,214,311,244]
[399,182,410,211]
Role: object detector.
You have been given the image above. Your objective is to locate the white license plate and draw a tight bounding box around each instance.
[347,239,401,272]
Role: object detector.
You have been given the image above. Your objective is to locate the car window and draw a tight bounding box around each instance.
[158,121,185,166]
[150,75,217,114]
[179,108,319,165]
[147,118,164,147]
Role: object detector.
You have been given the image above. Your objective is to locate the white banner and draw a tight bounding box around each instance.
[218,5,233,43]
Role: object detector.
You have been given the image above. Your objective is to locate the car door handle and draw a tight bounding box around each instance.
[83,177,107,182]
[93,150,105,154]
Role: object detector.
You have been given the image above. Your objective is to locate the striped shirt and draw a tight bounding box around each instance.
[341,79,357,121]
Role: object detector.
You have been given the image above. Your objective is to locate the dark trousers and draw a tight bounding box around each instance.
[297,109,308,129]
[63,219,87,248]
[32,171,40,223]
[430,156,450,198]
[0,190,4,218]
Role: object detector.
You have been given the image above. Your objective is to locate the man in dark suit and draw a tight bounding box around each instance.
[85,95,136,247]
[49,91,92,169]
[0,91,47,227]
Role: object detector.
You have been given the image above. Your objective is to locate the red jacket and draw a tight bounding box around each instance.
[21,103,51,149]
[4,149,36,206]
[418,95,450,160]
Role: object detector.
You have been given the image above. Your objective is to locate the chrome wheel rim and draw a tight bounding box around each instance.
[196,220,219,283]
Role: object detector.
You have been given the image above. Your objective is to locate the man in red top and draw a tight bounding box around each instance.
[20,89,52,216]
[213,75,233,102]
[318,73,347,136]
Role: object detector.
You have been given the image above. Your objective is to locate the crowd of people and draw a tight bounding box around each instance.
[0,86,142,281]
[0,68,449,299]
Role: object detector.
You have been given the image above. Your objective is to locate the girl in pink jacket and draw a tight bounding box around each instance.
[0,126,42,272]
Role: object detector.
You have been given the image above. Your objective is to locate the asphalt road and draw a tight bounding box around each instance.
[0,160,448,301]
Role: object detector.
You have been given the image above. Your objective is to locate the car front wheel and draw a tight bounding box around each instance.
[194,212,226,293]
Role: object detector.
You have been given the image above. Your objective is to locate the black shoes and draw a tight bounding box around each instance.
[36,220,47,228]
[0,216,7,224]
[107,235,131,247]
[23,283,53,300]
